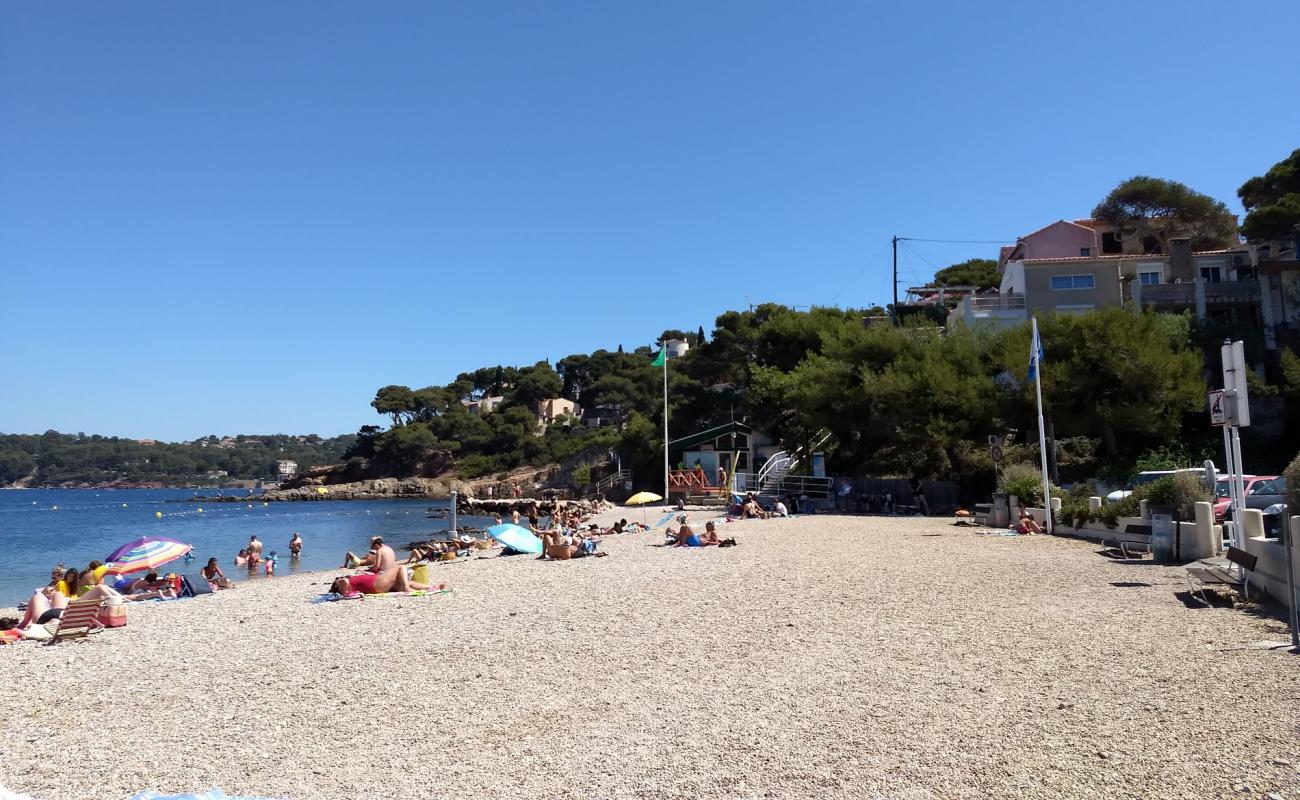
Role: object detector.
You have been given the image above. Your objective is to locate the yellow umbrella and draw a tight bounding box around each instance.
[625,491,664,527]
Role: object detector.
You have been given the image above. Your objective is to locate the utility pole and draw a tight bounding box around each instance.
[891,236,899,311]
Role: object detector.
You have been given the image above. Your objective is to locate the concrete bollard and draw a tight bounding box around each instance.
[1089,496,1102,514]
[1139,499,1150,520]
[1183,501,1216,561]
[1240,508,1265,541]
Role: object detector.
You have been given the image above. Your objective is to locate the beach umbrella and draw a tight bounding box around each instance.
[103,536,193,575]
[624,491,664,526]
[487,523,543,555]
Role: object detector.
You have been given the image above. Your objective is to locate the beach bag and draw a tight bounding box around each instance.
[97,597,128,628]
[410,564,430,584]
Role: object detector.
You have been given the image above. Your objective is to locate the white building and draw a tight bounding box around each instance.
[276,460,298,478]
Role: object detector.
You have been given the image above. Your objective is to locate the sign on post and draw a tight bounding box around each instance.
[990,445,1004,463]
[1208,390,1226,426]
[1220,341,1251,427]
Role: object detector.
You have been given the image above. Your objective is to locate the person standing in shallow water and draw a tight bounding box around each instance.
[289,532,303,559]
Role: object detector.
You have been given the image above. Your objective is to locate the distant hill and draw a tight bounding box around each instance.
[0,431,355,488]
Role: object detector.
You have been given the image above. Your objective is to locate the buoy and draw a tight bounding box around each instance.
[247,504,252,509]
[197,508,203,513]
[51,505,58,511]
[122,503,128,508]
[155,511,163,518]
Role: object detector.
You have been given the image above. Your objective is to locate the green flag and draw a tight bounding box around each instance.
[651,348,665,367]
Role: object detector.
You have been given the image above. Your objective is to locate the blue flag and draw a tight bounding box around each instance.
[1027,318,1044,383]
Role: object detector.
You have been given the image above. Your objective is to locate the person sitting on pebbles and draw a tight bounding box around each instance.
[666,519,701,547]
[342,536,388,570]
[202,557,235,589]
[1014,511,1044,535]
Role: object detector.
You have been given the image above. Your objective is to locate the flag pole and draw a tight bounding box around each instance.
[662,346,669,501]
[1032,317,1053,534]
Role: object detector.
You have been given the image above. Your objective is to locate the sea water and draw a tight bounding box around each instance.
[0,488,497,606]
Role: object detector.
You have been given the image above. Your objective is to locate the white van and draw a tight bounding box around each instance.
[1105,468,1209,502]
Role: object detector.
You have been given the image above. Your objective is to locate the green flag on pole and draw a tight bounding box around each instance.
[651,348,665,367]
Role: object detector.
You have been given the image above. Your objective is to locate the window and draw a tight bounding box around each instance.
[1138,271,1162,286]
[1079,247,1091,257]
[1101,232,1123,254]
[1049,274,1095,291]
[1198,258,1226,283]
[1054,304,1095,314]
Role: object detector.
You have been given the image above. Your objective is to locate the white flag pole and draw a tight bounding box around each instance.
[1032,318,1053,534]
[662,348,669,502]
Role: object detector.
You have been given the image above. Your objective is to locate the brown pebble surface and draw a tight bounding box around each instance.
[1,515,1297,800]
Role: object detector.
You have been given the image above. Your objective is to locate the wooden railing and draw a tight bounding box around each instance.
[669,469,723,493]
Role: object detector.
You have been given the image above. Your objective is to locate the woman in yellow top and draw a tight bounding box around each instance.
[53,567,81,598]
[78,560,110,593]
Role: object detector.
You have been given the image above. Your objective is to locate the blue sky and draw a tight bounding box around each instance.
[3,1,1297,441]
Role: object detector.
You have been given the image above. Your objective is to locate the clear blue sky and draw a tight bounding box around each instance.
[3,1,1297,441]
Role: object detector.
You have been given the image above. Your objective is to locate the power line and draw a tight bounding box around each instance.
[828,241,891,304]
[899,240,942,270]
[896,236,1010,245]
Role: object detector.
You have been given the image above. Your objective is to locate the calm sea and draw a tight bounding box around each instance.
[0,488,498,606]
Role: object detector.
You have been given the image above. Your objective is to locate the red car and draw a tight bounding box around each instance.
[1213,475,1278,522]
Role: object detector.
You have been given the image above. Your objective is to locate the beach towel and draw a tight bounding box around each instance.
[652,512,676,528]
[131,790,285,800]
[312,588,452,604]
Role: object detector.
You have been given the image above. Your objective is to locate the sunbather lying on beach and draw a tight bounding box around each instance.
[13,583,157,632]
[328,566,437,596]
[699,521,721,545]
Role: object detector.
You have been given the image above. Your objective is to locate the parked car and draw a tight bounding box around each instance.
[1223,476,1289,532]
[1244,476,1288,512]
[1212,475,1275,522]
[1105,468,1208,502]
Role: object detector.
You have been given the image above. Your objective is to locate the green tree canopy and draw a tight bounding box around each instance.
[1092,176,1237,252]
[1238,148,1300,242]
[933,258,999,290]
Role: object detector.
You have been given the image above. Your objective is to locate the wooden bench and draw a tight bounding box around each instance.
[1102,523,1152,559]
[1186,546,1258,604]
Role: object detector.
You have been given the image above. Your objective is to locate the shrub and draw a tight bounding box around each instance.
[998,462,1064,510]
[1285,451,1300,514]
[999,463,1046,506]
[1144,473,1213,519]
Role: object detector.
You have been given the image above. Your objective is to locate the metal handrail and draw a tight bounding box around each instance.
[593,469,630,492]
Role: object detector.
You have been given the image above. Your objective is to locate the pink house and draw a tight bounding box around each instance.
[998,220,1102,268]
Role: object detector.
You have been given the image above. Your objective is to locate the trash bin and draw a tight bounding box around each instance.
[992,493,1009,528]
[1151,514,1175,563]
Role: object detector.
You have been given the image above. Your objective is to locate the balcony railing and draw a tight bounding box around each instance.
[966,294,1027,312]
[1139,280,1260,306]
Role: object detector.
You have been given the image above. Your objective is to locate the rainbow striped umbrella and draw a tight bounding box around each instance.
[103,536,192,575]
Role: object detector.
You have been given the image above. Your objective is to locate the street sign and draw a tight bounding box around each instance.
[990,445,1004,463]
[1208,390,1226,426]
[987,435,1000,446]
[1003,429,1019,447]
[1220,340,1251,427]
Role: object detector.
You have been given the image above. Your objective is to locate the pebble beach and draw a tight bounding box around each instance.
[1,513,1297,800]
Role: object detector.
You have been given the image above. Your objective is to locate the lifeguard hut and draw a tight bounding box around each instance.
[666,421,775,504]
